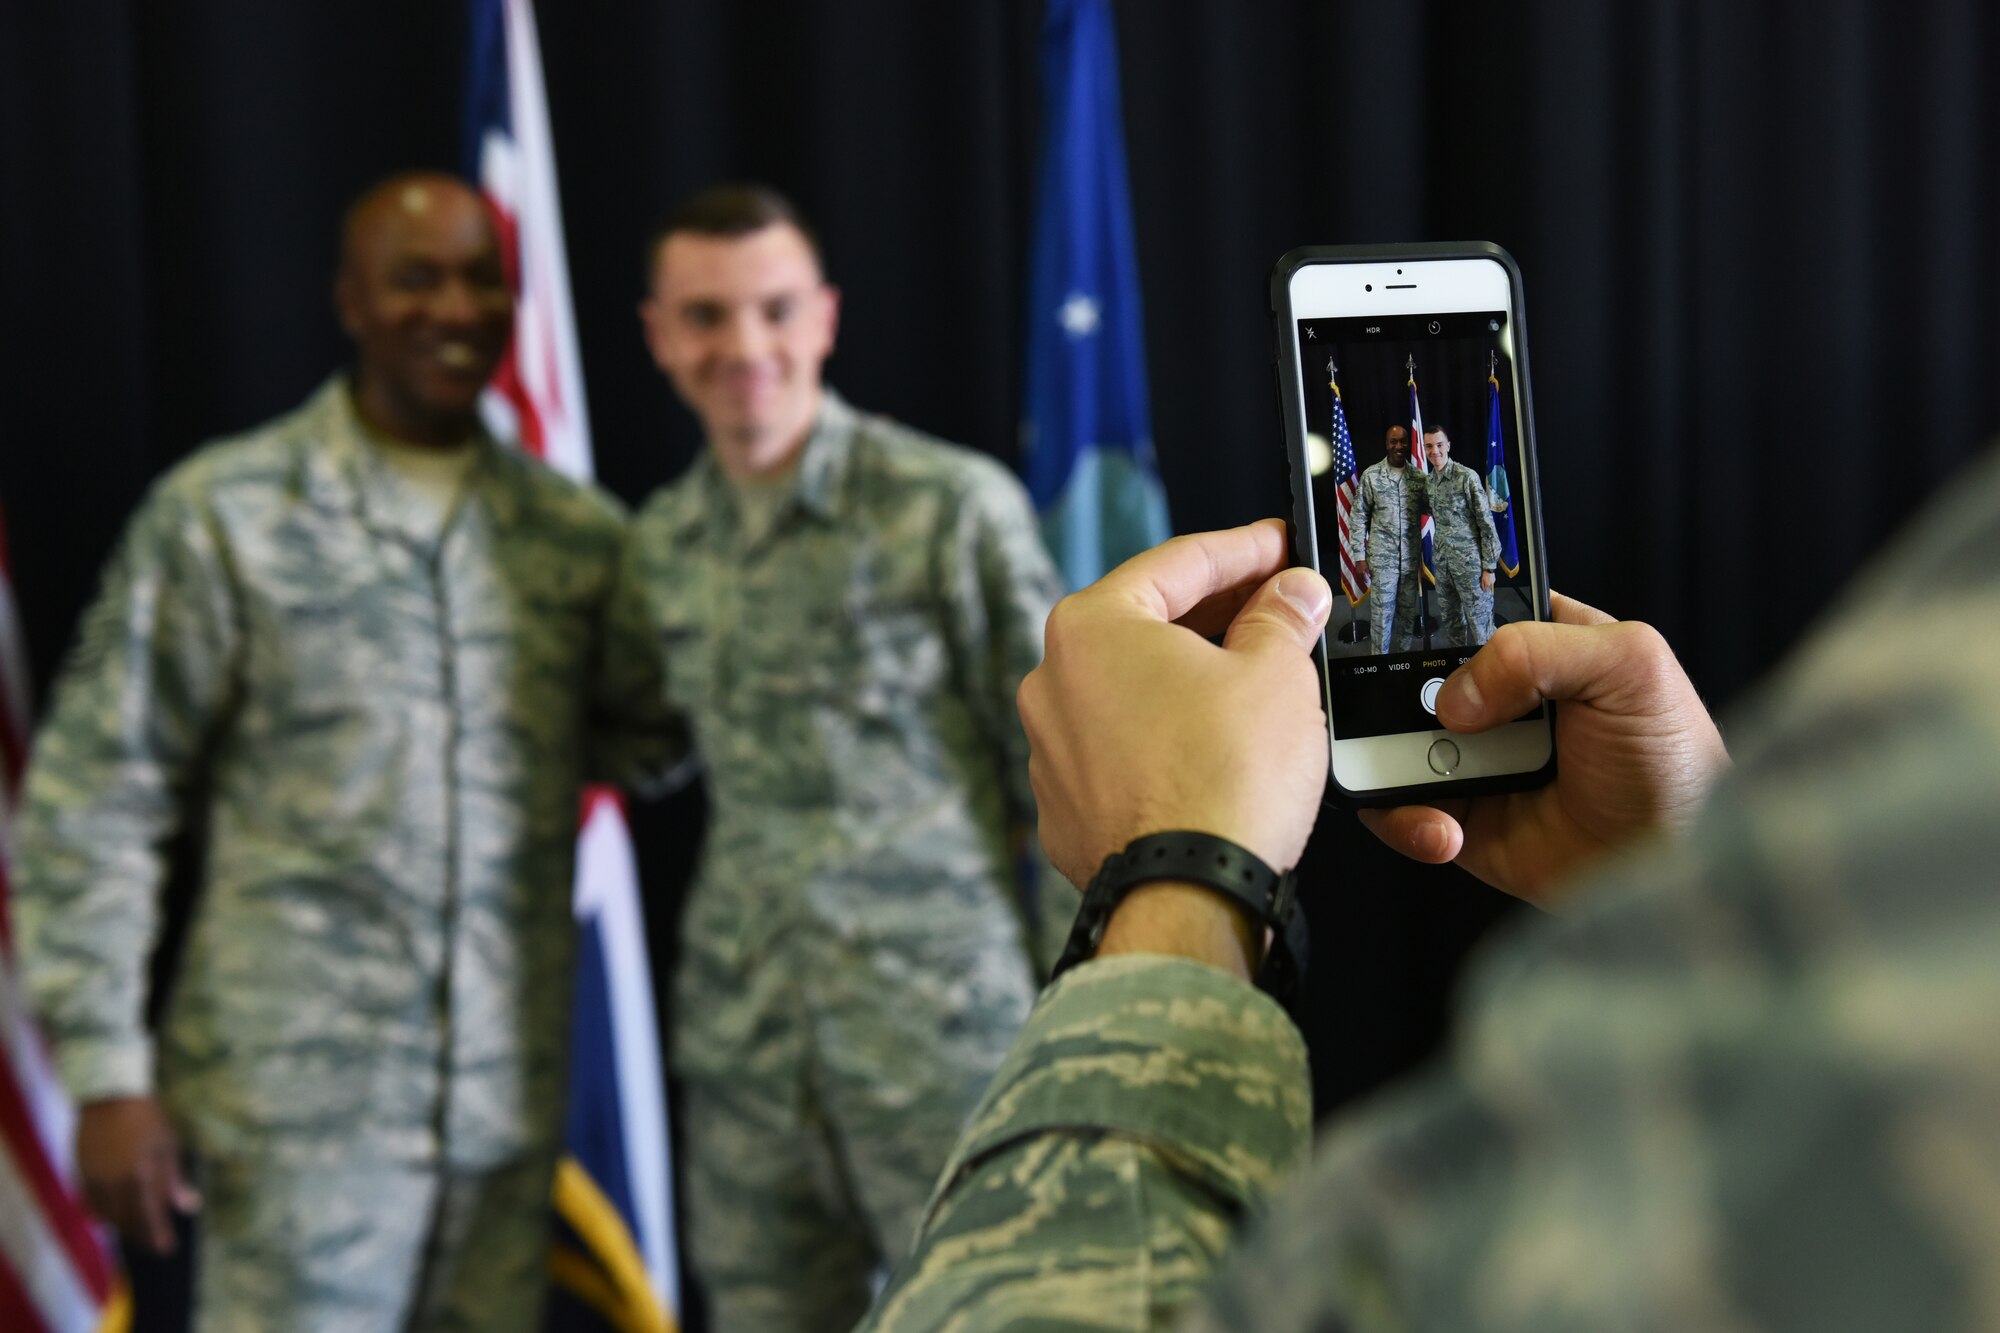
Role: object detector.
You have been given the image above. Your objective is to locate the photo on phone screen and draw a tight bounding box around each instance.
[1298,311,1538,740]
[1275,247,1554,799]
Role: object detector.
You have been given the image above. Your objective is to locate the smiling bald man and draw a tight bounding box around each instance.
[11,172,681,1331]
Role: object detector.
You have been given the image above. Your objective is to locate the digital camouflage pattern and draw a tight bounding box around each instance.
[13,377,680,1174]
[629,389,1062,1327]
[860,955,1313,1333]
[1423,457,1501,648]
[1351,458,1425,654]
[861,445,2000,1331]
[192,1154,552,1333]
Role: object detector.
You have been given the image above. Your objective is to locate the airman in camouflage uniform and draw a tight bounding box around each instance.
[858,445,2000,1331]
[1421,425,1501,647]
[1352,425,1425,653]
[634,186,1061,1331]
[13,176,677,1333]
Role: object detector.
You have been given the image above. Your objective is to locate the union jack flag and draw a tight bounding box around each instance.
[1408,368,1436,586]
[466,3,678,1328]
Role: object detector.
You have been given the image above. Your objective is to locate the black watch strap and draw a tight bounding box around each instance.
[1051,831,1309,1002]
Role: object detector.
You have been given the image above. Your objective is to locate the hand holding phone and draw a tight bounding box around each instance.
[1020,521,1332,889]
[1273,244,1555,805]
[1358,591,1729,907]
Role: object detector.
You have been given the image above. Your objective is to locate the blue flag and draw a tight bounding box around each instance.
[1485,370,1521,576]
[1022,0,1171,590]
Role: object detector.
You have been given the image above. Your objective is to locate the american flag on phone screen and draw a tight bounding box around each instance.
[1328,365,1368,606]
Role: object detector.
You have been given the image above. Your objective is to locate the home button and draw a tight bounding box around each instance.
[1426,739,1460,776]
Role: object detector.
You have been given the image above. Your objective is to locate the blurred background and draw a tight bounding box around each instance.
[3,0,1998,1325]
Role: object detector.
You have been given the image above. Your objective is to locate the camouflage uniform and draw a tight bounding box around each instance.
[860,446,2000,1331]
[1423,457,1501,647]
[1352,458,1424,654]
[629,389,1061,1331]
[13,378,677,1332]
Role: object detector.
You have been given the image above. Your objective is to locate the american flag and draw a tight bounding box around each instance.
[1408,368,1436,586]
[0,503,117,1332]
[1327,363,1369,606]
[465,2,678,1328]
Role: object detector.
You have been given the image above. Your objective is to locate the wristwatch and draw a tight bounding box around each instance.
[1051,831,1309,1002]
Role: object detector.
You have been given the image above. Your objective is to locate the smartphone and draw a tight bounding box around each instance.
[1271,243,1555,805]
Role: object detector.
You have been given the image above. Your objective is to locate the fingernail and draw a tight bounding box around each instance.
[1439,668,1482,721]
[1275,568,1332,623]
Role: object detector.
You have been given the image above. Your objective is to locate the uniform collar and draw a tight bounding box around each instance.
[790,387,857,522]
[676,386,858,540]
[302,374,518,534]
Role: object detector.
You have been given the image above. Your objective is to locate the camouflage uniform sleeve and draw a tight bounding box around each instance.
[1468,469,1500,570]
[942,463,1063,823]
[1351,471,1373,563]
[586,518,693,795]
[860,954,1313,1333]
[12,474,243,1104]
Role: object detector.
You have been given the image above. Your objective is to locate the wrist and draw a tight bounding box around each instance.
[1097,881,1259,980]
[1052,831,1308,1000]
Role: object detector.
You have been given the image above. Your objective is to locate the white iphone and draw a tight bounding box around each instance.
[1272,243,1555,805]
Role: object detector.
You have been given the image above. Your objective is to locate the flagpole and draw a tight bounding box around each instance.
[1489,348,1502,628]
[1408,353,1432,650]
[1336,352,1368,644]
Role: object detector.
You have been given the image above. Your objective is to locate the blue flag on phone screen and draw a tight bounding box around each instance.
[1021,0,1170,590]
[1485,372,1521,577]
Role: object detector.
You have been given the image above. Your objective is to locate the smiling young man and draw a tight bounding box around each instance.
[13,171,677,1331]
[630,183,1063,1330]
[1419,425,1501,647]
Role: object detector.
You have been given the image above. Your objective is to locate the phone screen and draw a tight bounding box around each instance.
[1295,309,1541,741]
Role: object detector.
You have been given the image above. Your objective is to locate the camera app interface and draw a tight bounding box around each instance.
[1298,311,1538,739]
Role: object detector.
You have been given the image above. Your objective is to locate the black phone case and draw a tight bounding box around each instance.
[1270,242,1557,807]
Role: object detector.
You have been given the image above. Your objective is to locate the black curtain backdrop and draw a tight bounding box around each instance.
[5,2,1999,1326]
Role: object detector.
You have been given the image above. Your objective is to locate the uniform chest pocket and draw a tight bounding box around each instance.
[257,574,400,717]
[838,592,949,712]
[656,607,715,713]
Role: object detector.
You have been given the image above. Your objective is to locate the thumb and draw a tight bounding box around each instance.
[1436,618,1677,732]
[1223,567,1333,655]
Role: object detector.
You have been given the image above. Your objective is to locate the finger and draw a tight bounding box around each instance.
[1222,567,1333,656]
[1435,618,1673,732]
[137,1145,181,1254]
[167,1158,202,1215]
[139,1173,176,1255]
[1550,590,1615,626]
[1356,804,1465,864]
[1173,580,1258,639]
[1088,520,1291,624]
